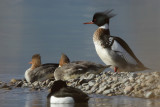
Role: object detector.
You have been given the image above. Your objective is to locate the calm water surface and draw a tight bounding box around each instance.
[0,0,160,107]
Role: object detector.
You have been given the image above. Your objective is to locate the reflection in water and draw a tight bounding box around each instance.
[0,88,160,107]
[49,103,88,107]
[89,95,160,107]
[49,103,74,107]
[24,90,46,107]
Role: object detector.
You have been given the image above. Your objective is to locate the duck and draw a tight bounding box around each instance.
[47,80,89,104]
[84,10,148,72]
[24,54,59,83]
[54,53,110,80]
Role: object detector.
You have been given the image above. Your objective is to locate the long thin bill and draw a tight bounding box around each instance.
[83,21,94,24]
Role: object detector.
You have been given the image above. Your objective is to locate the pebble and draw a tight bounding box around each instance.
[88,81,95,87]
[124,86,133,94]
[103,89,111,95]
[10,78,17,84]
[0,84,12,90]
[87,74,96,80]
[1,71,160,99]
[144,91,154,98]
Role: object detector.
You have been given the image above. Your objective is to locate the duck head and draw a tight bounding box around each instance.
[84,10,115,28]
[59,53,70,67]
[51,80,67,93]
[29,54,41,70]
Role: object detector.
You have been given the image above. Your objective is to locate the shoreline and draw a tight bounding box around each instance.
[1,71,160,99]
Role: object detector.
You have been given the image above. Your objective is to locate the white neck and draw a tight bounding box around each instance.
[99,24,109,29]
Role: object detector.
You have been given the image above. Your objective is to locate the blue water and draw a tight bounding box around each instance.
[0,0,160,107]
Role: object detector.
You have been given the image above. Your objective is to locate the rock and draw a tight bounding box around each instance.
[82,83,88,87]
[42,81,46,86]
[136,79,141,84]
[111,83,121,88]
[96,85,107,94]
[47,81,54,88]
[140,75,145,79]
[140,82,146,87]
[10,78,17,84]
[147,77,154,83]
[112,76,118,82]
[88,81,95,87]
[45,79,51,85]
[130,73,138,78]
[95,76,101,83]
[16,81,23,87]
[0,84,12,90]
[77,85,82,89]
[124,86,133,94]
[134,90,144,98]
[32,81,39,87]
[153,72,160,78]
[122,78,129,83]
[84,85,90,91]
[78,79,89,85]
[86,74,95,80]
[22,83,29,87]
[144,91,154,98]
[103,89,111,95]
[89,83,99,93]
[157,84,160,89]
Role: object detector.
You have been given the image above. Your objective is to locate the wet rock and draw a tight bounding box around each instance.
[16,81,23,87]
[0,84,12,90]
[45,79,51,85]
[32,81,39,87]
[22,83,29,87]
[47,81,54,88]
[144,91,154,98]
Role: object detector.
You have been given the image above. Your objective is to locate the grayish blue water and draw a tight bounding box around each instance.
[0,0,160,107]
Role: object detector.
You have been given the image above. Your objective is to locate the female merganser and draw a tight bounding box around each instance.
[24,54,59,83]
[84,10,148,72]
[54,53,110,80]
[47,80,89,104]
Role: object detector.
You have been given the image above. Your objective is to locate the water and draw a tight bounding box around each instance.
[0,0,160,106]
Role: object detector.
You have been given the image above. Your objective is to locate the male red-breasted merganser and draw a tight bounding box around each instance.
[84,10,148,72]
[25,54,59,83]
[54,53,110,80]
[47,80,89,104]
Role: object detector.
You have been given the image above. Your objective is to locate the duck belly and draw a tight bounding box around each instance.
[94,43,129,71]
[50,96,74,104]
[24,68,32,82]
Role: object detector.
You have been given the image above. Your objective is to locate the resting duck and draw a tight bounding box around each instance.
[54,53,110,80]
[84,10,148,72]
[24,54,59,83]
[47,80,89,104]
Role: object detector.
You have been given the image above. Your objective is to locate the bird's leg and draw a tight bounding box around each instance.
[114,67,118,72]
